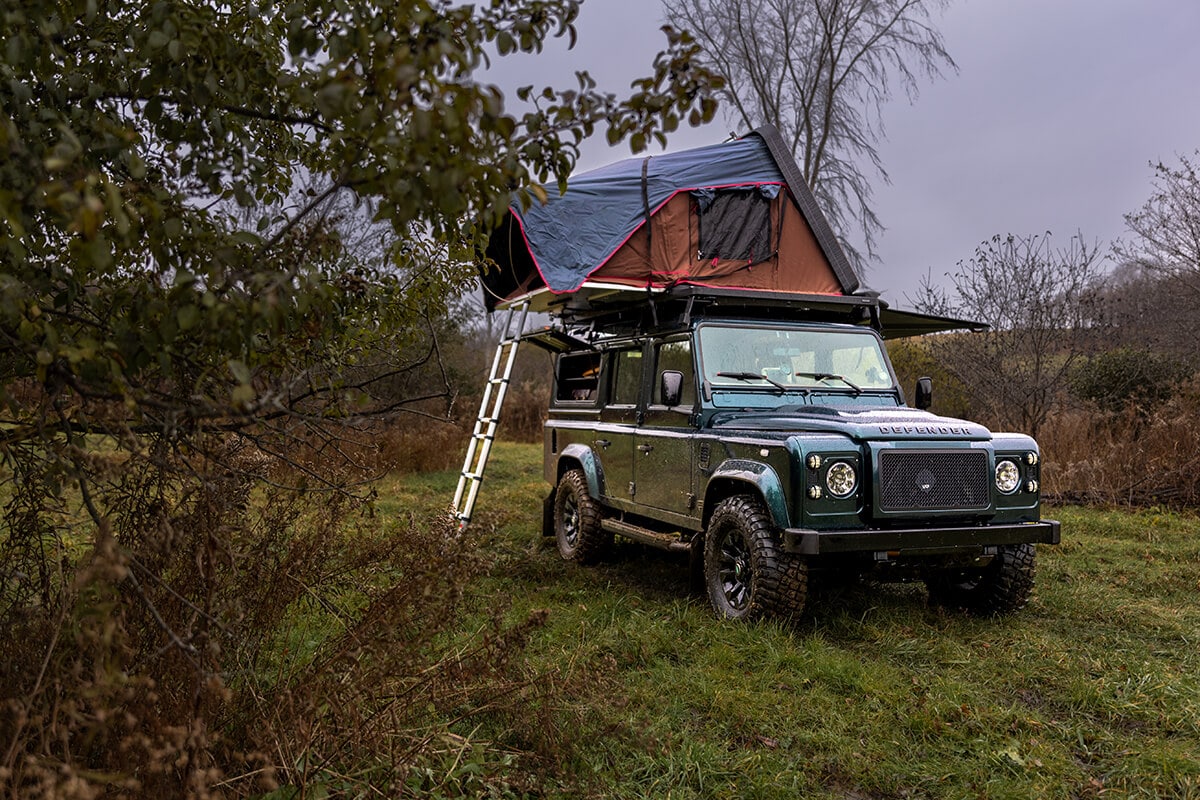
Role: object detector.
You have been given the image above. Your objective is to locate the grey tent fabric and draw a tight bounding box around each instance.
[510,135,786,293]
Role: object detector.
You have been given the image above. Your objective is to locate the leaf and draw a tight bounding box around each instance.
[177,305,200,331]
[231,383,256,407]
[227,359,251,384]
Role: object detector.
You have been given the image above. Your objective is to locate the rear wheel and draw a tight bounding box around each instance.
[703,495,807,622]
[926,543,1036,615]
[553,469,611,564]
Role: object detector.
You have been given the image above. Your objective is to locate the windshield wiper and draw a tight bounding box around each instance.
[793,371,862,395]
[715,371,788,393]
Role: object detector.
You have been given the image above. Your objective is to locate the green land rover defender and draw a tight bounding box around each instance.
[536,290,1060,621]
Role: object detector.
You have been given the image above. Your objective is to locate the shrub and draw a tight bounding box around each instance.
[1068,348,1194,412]
[0,437,562,798]
[885,337,974,420]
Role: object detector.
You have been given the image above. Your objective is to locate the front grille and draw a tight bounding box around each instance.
[878,450,990,513]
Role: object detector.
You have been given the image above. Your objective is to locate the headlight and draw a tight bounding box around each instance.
[995,459,1020,494]
[825,461,857,498]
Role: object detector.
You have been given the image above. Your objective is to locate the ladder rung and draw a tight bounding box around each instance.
[452,298,530,528]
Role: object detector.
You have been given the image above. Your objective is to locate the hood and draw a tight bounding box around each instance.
[708,406,991,442]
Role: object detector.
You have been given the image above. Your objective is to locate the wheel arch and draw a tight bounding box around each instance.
[702,459,790,531]
[555,443,604,500]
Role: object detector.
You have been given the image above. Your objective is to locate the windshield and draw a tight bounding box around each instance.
[698,324,894,391]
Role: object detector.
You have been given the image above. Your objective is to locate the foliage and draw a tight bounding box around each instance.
[1068,347,1194,413]
[0,1,721,795]
[885,336,973,419]
[0,0,719,435]
[912,232,1106,436]
[661,0,955,267]
[1,449,564,798]
[1114,151,1200,297]
[1086,260,1200,367]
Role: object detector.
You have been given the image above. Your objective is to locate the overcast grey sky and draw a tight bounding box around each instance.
[488,0,1200,303]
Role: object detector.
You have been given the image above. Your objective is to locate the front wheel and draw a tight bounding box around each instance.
[553,469,611,564]
[926,543,1036,616]
[703,495,807,622]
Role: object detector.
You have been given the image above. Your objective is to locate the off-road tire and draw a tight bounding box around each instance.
[553,469,611,564]
[703,495,807,622]
[926,543,1036,616]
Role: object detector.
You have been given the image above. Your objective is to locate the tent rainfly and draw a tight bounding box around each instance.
[479,125,986,338]
[481,124,862,313]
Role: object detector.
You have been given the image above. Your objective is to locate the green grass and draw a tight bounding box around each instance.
[392,442,1200,799]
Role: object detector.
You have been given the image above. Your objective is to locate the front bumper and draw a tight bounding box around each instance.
[782,520,1061,556]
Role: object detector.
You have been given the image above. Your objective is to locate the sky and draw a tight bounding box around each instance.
[486,0,1200,304]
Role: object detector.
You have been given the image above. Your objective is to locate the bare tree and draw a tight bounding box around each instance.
[912,233,1106,437]
[1115,152,1200,297]
[662,0,955,268]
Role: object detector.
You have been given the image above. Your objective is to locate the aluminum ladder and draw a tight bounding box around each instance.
[451,300,530,528]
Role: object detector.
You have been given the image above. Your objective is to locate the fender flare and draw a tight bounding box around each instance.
[705,459,790,529]
[557,443,604,499]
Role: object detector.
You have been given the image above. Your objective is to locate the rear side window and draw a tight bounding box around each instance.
[555,352,601,403]
[611,349,644,406]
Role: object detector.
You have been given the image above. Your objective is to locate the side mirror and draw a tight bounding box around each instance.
[915,377,933,410]
[660,370,684,407]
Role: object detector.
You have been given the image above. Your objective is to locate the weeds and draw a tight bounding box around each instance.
[1040,376,1200,507]
[0,434,565,798]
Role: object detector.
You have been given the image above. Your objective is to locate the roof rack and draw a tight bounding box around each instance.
[500,283,986,341]
[501,283,879,334]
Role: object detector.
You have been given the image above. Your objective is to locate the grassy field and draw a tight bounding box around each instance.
[381,441,1200,799]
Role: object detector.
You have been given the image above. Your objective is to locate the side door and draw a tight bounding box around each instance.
[634,337,698,522]
[596,345,644,510]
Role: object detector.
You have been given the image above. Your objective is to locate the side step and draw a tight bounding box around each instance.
[601,518,693,554]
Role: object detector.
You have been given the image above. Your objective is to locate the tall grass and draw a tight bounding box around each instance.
[395,443,1200,799]
[1040,376,1200,507]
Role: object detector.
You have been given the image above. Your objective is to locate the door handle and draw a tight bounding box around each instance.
[637,444,654,453]
[594,439,610,449]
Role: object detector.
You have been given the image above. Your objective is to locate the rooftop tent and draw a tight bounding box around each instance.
[480,125,861,313]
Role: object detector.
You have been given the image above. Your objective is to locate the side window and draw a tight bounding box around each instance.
[555,352,601,403]
[611,348,644,406]
[654,339,696,407]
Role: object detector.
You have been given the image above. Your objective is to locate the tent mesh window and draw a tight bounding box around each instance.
[696,188,773,263]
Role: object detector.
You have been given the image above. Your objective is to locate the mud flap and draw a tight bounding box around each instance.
[542,487,556,537]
